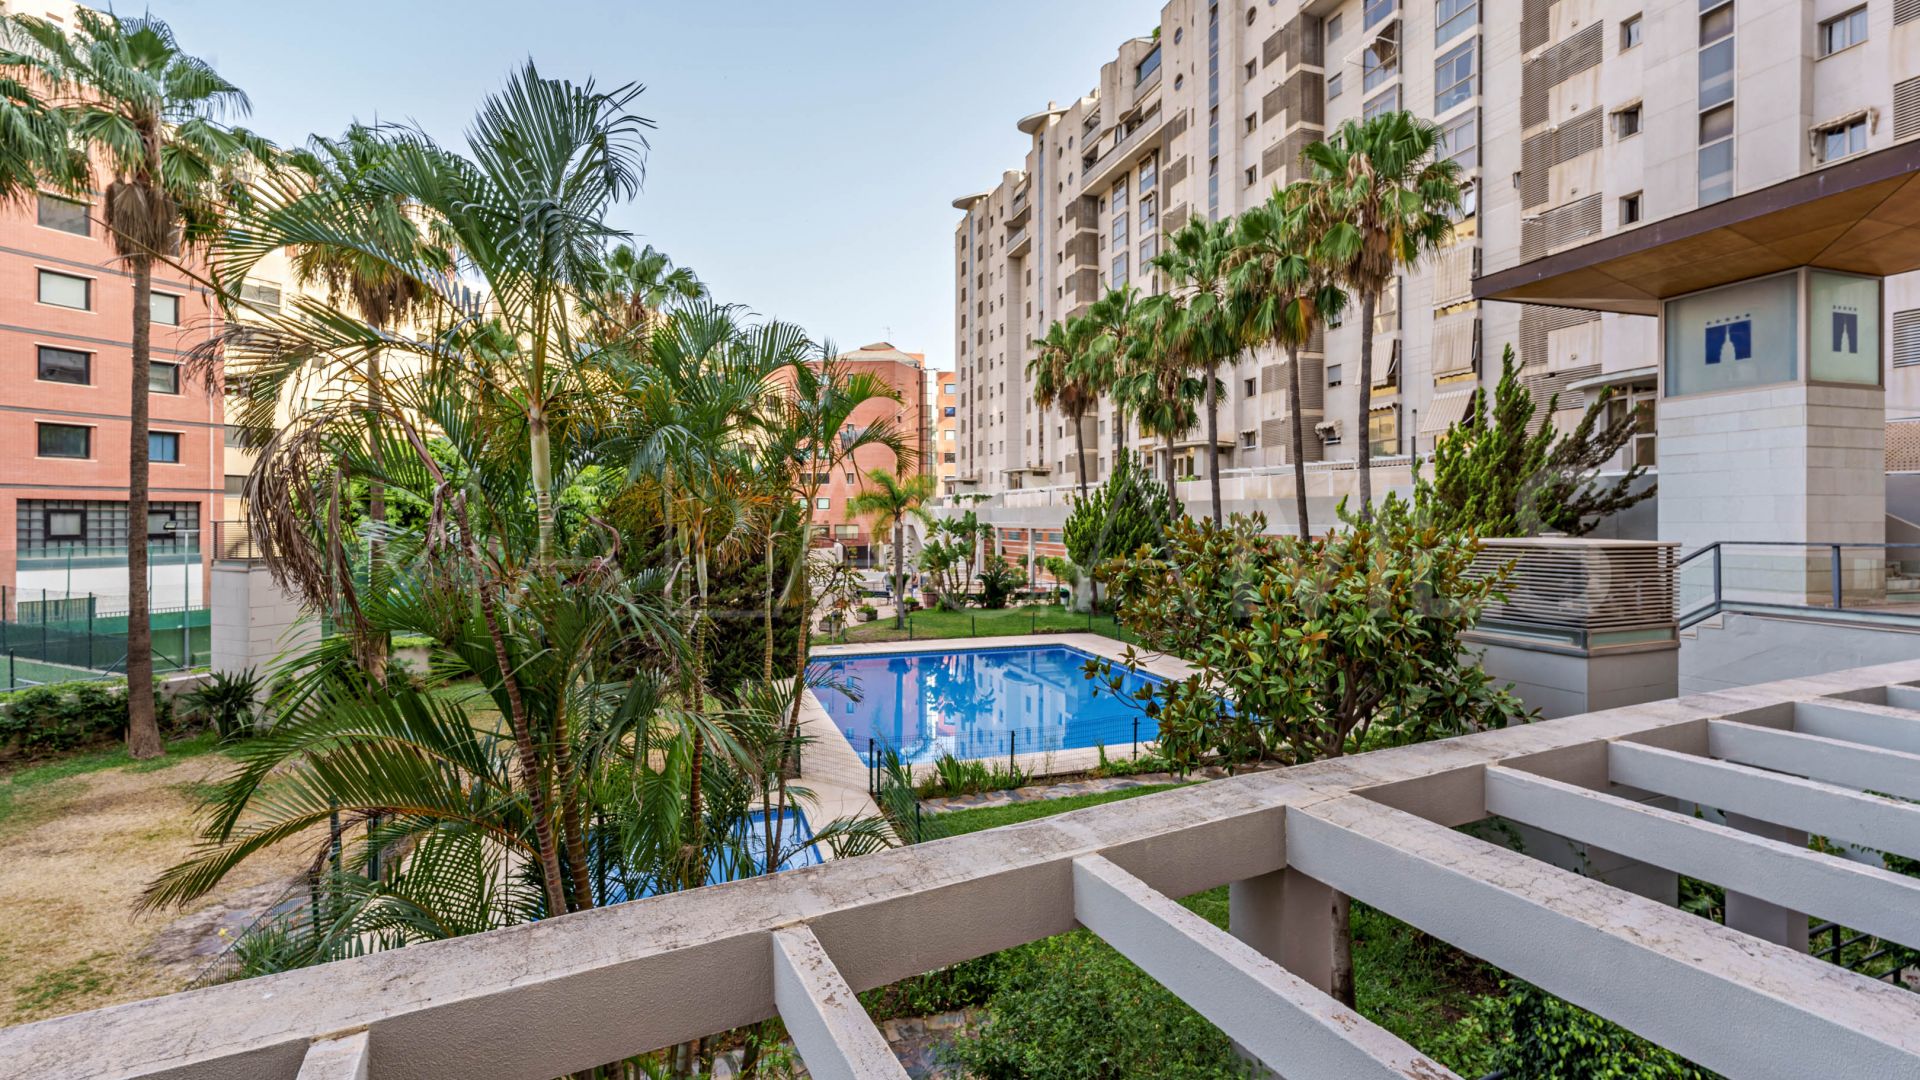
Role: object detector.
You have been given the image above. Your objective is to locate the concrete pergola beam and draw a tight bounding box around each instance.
[1286,795,1920,1080]
[1707,718,1920,800]
[1608,740,1920,861]
[1790,700,1920,755]
[1069,855,1457,1079]
[295,1034,369,1080]
[770,926,909,1080]
[1483,766,1920,951]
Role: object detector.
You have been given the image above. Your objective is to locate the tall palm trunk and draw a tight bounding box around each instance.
[125,254,161,759]
[454,497,568,916]
[1204,360,1223,526]
[1072,410,1090,503]
[1354,288,1378,523]
[364,351,389,681]
[552,694,594,910]
[529,404,555,558]
[1286,344,1312,540]
[892,520,905,630]
[1163,430,1178,519]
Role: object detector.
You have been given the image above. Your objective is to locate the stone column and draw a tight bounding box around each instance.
[1228,868,1336,995]
[1722,812,1810,951]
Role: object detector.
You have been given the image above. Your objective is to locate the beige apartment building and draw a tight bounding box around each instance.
[953,0,1920,533]
[934,370,960,492]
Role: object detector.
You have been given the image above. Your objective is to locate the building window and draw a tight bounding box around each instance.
[150,361,181,394]
[224,474,247,497]
[1244,59,1257,81]
[1699,4,1735,108]
[1368,407,1400,457]
[1244,165,1259,186]
[38,269,91,310]
[150,291,181,326]
[1440,110,1478,167]
[1699,103,1735,205]
[1241,431,1257,449]
[1112,253,1130,287]
[149,431,181,463]
[1820,7,1867,56]
[147,508,179,539]
[1328,71,1344,99]
[1621,13,1643,51]
[1364,86,1401,121]
[1435,0,1477,46]
[45,507,85,540]
[1140,234,1159,265]
[1326,12,1343,41]
[1621,192,1643,225]
[1434,39,1476,113]
[36,193,89,236]
[1141,192,1158,230]
[37,423,90,459]
[1328,364,1344,386]
[239,281,283,313]
[36,346,90,385]
[1615,103,1643,139]
[1363,47,1398,93]
[1136,45,1162,86]
[815,497,830,511]
[1363,0,1395,30]
[1818,117,1869,162]
[1140,156,1158,193]
[1244,377,1257,395]
[1245,113,1258,135]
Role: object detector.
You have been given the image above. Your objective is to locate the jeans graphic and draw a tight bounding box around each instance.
[1832,312,1859,354]
[1704,319,1752,365]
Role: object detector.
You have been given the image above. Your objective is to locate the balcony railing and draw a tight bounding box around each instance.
[5,658,1920,1077]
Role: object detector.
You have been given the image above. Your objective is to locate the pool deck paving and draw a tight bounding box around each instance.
[805,633,1200,785]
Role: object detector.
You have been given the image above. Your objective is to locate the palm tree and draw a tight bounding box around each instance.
[1124,292,1206,519]
[3,9,262,759]
[1027,317,1098,503]
[1082,284,1145,453]
[583,242,707,341]
[1304,112,1463,521]
[276,123,441,676]
[1232,184,1349,538]
[0,58,80,201]
[1151,216,1241,525]
[848,469,935,629]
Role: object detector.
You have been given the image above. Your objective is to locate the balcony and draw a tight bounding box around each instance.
[1081,103,1166,193]
[1008,226,1031,257]
[9,656,1920,1078]
[1007,186,1032,229]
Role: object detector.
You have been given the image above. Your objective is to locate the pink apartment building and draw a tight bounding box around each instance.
[0,189,222,613]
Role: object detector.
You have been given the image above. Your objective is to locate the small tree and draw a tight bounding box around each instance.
[1418,347,1653,537]
[1064,451,1172,610]
[919,512,988,611]
[847,468,935,630]
[1093,503,1534,1007]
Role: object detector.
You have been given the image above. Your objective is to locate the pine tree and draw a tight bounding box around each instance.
[1416,346,1653,536]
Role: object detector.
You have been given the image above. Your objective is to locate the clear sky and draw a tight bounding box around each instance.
[150,0,1163,371]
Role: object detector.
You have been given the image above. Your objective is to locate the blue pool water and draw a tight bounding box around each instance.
[595,809,823,904]
[809,645,1163,765]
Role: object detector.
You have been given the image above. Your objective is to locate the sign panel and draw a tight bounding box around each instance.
[1808,270,1880,385]
[1663,272,1798,397]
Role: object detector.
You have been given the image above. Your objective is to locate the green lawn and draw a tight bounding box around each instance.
[819,603,1136,646]
[868,785,1503,1077]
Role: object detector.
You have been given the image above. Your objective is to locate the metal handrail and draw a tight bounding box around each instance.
[1676,541,1920,628]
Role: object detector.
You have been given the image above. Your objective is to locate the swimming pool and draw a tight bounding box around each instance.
[809,645,1162,765]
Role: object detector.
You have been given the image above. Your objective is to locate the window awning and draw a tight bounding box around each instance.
[1567,366,1657,393]
[1420,389,1478,435]
[1474,139,1920,315]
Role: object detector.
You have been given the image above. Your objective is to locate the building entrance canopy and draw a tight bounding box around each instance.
[1476,142,1920,315]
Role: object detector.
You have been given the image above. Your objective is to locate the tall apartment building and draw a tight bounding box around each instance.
[934,370,960,491]
[811,342,932,566]
[0,186,223,610]
[953,0,1920,525]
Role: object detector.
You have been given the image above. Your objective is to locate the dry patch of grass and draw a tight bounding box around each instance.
[0,739,318,1024]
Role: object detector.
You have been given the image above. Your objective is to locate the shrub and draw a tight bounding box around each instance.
[1093,504,1534,772]
[0,678,179,756]
[974,555,1027,610]
[1477,981,1716,1078]
[939,932,1250,1080]
[182,669,264,740]
[916,752,1029,798]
